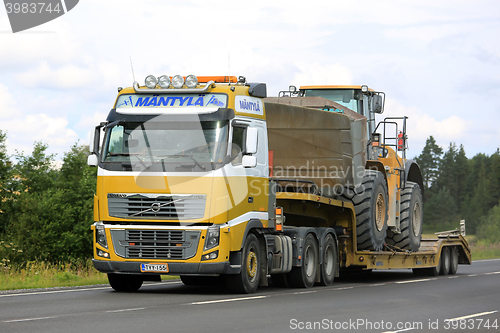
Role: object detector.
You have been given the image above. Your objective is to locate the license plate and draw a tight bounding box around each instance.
[140,263,169,273]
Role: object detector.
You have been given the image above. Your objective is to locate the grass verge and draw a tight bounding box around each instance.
[0,260,179,291]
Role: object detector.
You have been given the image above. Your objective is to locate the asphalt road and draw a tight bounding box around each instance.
[1,259,499,333]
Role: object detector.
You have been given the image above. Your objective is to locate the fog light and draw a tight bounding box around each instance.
[201,250,218,261]
[145,75,157,89]
[97,249,109,258]
[185,75,198,88]
[172,75,184,88]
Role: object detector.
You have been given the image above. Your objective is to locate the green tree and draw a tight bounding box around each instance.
[0,130,13,234]
[477,201,500,244]
[416,136,443,193]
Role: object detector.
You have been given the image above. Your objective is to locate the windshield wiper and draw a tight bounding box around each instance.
[107,153,149,169]
[160,154,206,171]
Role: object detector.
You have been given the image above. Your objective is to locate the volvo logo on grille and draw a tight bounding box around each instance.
[151,202,162,213]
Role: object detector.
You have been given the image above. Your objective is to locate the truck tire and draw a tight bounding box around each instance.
[440,247,451,276]
[319,234,337,286]
[350,170,388,251]
[449,247,459,275]
[224,233,261,294]
[288,234,318,288]
[386,182,423,251]
[108,273,143,292]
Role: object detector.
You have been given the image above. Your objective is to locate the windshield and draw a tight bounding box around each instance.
[303,89,360,114]
[101,120,229,172]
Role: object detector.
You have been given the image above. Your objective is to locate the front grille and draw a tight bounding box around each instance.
[110,229,200,260]
[108,193,206,220]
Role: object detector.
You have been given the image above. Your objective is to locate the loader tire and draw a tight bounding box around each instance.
[386,182,423,251]
[349,170,388,251]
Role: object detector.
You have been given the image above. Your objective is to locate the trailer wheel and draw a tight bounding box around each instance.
[288,234,318,288]
[225,233,260,294]
[319,234,337,286]
[386,182,423,251]
[440,247,451,276]
[449,247,459,275]
[108,274,143,292]
[350,170,388,251]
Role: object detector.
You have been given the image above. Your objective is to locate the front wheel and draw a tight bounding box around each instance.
[225,233,261,294]
[108,274,143,292]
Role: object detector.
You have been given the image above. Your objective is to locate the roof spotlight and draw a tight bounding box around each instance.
[185,75,198,88]
[145,75,157,89]
[158,75,171,88]
[172,75,184,89]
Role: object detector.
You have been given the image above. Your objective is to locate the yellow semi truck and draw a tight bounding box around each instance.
[88,75,471,293]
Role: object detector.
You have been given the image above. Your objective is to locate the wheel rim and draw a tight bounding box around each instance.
[375,193,385,231]
[304,245,315,277]
[412,201,422,237]
[324,245,334,276]
[246,249,258,282]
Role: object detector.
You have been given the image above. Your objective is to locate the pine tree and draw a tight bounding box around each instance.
[415,136,443,193]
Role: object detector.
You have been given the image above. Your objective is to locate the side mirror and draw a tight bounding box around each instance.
[242,155,257,168]
[87,154,98,167]
[245,127,258,154]
[372,95,384,114]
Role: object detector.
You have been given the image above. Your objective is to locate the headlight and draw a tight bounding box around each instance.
[95,223,107,248]
[185,75,198,88]
[158,75,171,88]
[204,225,220,250]
[145,75,157,89]
[172,75,184,88]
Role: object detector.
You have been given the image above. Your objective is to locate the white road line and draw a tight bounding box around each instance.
[4,316,56,323]
[468,274,478,277]
[472,258,500,262]
[448,276,459,279]
[293,291,316,294]
[106,307,145,313]
[484,271,500,275]
[0,281,180,298]
[334,287,354,290]
[395,278,436,284]
[369,283,386,286]
[445,310,499,321]
[189,295,267,305]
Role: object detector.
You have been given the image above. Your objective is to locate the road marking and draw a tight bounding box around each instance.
[445,310,498,321]
[106,307,145,313]
[369,283,386,286]
[334,287,354,290]
[382,328,416,333]
[468,274,478,277]
[484,271,500,275]
[189,295,267,305]
[448,276,459,279]
[3,316,56,323]
[0,281,180,298]
[395,278,436,284]
[472,258,500,262]
[293,291,316,294]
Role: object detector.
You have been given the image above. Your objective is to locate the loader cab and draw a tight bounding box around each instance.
[295,85,385,141]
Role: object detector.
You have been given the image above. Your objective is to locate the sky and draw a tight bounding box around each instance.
[0,0,499,162]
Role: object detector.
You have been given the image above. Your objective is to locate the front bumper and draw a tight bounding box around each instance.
[93,259,240,275]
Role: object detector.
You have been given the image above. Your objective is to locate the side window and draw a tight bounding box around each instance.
[231,126,246,165]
